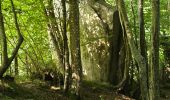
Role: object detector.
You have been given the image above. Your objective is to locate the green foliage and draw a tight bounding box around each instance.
[1,0,52,77]
[0,0,169,91]
[0,93,13,100]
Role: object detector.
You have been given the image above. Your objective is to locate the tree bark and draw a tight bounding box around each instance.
[138,0,148,95]
[138,0,147,61]
[0,0,8,77]
[43,0,64,73]
[14,55,19,76]
[131,0,138,48]
[61,0,72,93]
[69,0,82,98]
[116,0,149,99]
[148,0,160,99]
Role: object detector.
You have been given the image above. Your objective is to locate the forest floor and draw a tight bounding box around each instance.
[0,80,170,100]
[160,83,170,100]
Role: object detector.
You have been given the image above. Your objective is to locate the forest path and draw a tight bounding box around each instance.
[2,80,170,100]
[0,80,67,100]
[0,80,134,100]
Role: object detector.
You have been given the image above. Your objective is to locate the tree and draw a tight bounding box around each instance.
[43,0,64,73]
[148,0,160,99]
[69,0,82,97]
[138,0,148,78]
[0,0,23,77]
[61,0,72,93]
[116,0,149,99]
[138,0,148,97]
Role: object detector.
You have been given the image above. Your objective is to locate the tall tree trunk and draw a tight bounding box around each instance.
[138,0,148,95]
[61,0,72,93]
[131,0,138,48]
[69,0,82,98]
[43,0,64,73]
[0,0,8,77]
[116,0,149,99]
[139,0,147,67]
[0,0,23,77]
[148,0,160,99]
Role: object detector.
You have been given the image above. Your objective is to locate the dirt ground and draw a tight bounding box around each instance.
[0,80,169,100]
[160,83,170,100]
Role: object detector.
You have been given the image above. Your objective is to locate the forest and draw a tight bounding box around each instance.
[0,0,169,100]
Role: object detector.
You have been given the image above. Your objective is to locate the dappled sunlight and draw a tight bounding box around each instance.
[50,86,60,90]
[80,1,112,82]
[0,0,169,99]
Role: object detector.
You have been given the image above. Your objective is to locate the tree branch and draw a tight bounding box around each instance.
[8,0,24,65]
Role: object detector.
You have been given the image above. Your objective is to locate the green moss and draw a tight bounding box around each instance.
[82,80,115,91]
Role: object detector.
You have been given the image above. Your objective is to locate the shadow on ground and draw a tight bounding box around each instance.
[1,80,170,100]
[0,80,67,100]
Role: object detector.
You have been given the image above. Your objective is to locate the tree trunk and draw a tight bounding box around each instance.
[138,0,148,96]
[69,0,82,98]
[116,0,149,99]
[61,0,72,93]
[148,0,160,99]
[0,0,23,77]
[0,0,8,77]
[14,55,19,76]
[138,0,148,72]
[43,0,64,73]
[131,0,138,48]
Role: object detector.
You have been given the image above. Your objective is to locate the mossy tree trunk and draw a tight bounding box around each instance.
[138,0,148,87]
[148,0,160,99]
[61,0,72,93]
[116,0,149,99]
[0,0,8,77]
[69,0,83,98]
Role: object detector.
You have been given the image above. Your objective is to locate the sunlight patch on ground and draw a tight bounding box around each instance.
[50,86,60,90]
